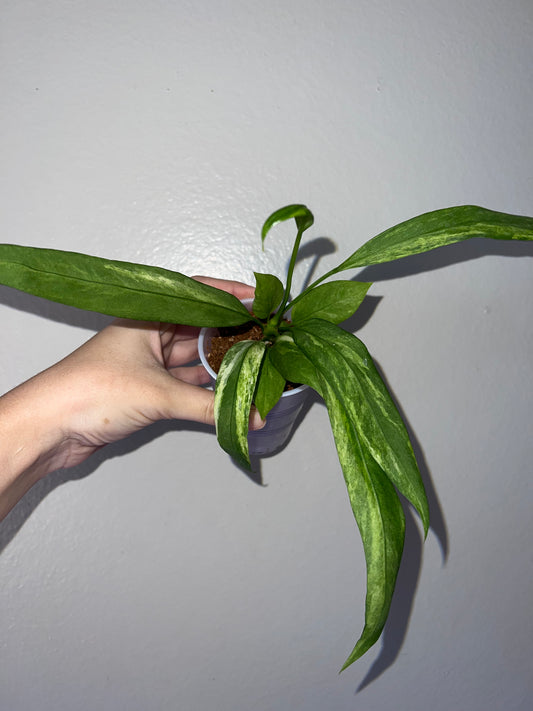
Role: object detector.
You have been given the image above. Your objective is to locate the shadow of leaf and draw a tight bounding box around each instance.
[0,285,112,331]
[293,236,337,292]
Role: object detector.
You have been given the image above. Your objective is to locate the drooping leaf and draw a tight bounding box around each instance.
[293,320,429,534]
[253,349,286,419]
[270,331,405,668]
[214,339,267,469]
[253,272,284,319]
[260,204,314,248]
[336,451,404,669]
[335,205,533,270]
[290,280,371,325]
[323,385,405,668]
[0,245,252,327]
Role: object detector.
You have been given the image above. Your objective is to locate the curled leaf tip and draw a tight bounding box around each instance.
[261,204,314,244]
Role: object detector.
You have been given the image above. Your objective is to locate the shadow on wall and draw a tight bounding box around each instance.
[0,285,113,331]
[0,416,215,556]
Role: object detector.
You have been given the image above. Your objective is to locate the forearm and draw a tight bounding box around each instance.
[0,370,68,520]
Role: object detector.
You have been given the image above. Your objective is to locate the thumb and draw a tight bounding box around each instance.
[162,379,266,430]
[163,380,216,425]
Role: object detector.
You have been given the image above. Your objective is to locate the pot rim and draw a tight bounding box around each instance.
[197,298,308,398]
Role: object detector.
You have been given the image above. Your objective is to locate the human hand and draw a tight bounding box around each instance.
[0,276,259,518]
[51,276,261,469]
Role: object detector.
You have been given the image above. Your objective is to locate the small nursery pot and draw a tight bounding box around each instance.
[198,300,309,456]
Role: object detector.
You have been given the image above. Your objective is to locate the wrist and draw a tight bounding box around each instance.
[0,369,70,519]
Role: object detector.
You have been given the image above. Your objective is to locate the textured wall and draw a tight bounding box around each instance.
[1,1,532,709]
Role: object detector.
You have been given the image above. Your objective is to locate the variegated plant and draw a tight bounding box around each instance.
[1,203,532,669]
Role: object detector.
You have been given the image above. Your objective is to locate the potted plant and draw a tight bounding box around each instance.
[197,297,312,457]
[1,203,532,670]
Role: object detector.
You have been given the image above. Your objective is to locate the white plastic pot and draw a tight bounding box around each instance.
[198,301,309,456]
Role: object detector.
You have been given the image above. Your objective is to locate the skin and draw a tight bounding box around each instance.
[0,276,261,521]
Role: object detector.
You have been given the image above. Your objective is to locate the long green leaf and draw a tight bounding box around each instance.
[0,245,252,326]
[337,452,405,669]
[293,320,429,534]
[336,205,533,270]
[290,280,371,325]
[270,333,406,668]
[214,339,267,469]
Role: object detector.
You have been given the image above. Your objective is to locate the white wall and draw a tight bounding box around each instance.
[1,1,532,709]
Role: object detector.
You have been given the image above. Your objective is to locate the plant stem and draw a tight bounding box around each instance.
[274,225,306,325]
[281,265,341,314]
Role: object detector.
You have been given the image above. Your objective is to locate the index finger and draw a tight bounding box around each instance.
[192,275,255,301]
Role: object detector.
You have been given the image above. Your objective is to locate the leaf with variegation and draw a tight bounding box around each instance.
[270,330,407,667]
[0,244,252,326]
[292,320,429,533]
[214,339,267,469]
[336,205,533,271]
